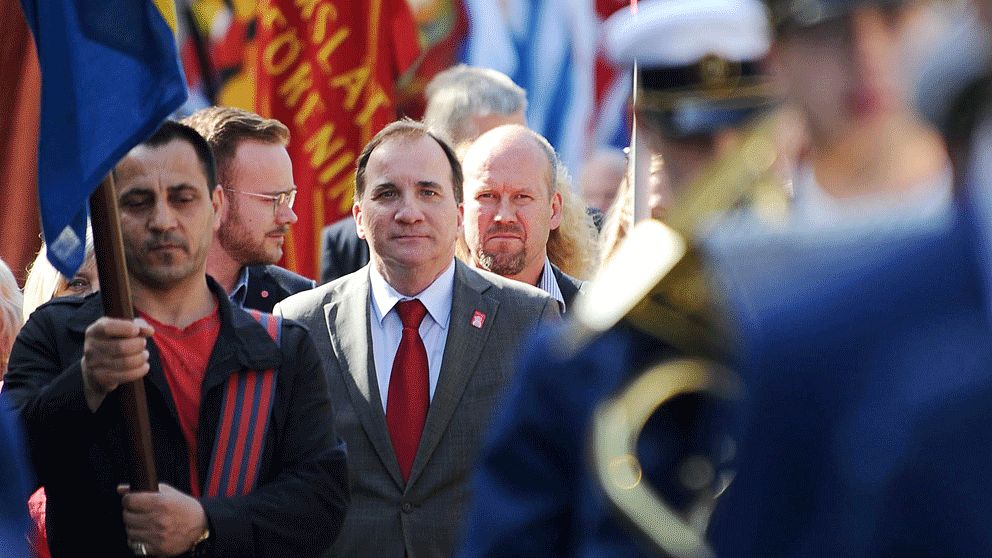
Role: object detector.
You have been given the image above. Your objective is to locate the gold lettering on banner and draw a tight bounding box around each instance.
[295,0,321,19]
[278,63,313,107]
[355,84,389,127]
[315,27,351,73]
[295,93,326,127]
[318,152,355,184]
[304,123,346,170]
[264,30,302,76]
[260,4,287,28]
[330,66,370,110]
[309,4,336,43]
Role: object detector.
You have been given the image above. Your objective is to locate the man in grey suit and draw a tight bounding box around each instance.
[276,120,559,557]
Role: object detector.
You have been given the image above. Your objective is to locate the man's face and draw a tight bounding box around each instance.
[354,135,463,280]
[216,141,297,266]
[461,132,562,279]
[115,140,218,290]
[773,5,918,145]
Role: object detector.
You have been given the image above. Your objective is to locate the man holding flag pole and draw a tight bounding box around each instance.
[4,2,349,556]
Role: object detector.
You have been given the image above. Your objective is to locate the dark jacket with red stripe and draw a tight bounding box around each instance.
[3,277,349,558]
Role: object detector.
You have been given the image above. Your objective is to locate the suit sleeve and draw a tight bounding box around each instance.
[538,296,562,326]
[458,329,575,557]
[199,325,349,557]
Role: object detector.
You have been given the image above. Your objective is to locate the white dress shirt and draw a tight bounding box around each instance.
[368,260,456,412]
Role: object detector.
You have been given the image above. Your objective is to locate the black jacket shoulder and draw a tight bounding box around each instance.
[551,264,585,309]
[245,265,316,313]
[320,217,370,284]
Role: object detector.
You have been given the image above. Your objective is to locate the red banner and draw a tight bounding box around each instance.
[0,0,42,284]
[255,0,420,279]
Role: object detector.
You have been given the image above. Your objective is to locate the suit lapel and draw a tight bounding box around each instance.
[325,271,405,488]
[407,262,497,487]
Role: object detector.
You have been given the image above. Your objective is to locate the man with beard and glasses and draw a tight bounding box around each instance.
[183,107,315,312]
[459,125,583,312]
[2,121,348,557]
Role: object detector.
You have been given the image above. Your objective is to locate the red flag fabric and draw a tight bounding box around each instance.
[255,0,421,279]
[0,0,41,284]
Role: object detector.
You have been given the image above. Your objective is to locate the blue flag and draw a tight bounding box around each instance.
[19,0,188,277]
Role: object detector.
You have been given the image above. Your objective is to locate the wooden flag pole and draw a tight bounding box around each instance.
[89,174,159,492]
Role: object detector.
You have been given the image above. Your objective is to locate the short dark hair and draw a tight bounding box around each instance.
[354,119,463,203]
[181,107,289,186]
[142,120,218,192]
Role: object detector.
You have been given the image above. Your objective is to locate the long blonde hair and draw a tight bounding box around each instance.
[598,170,634,269]
[547,164,600,280]
[23,236,96,321]
[0,258,23,378]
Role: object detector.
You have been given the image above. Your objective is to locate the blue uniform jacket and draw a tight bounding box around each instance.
[459,321,725,558]
[705,199,992,556]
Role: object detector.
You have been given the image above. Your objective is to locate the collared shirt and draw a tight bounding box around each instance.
[369,260,456,412]
[537,257,566,313]
[228,266,250,308]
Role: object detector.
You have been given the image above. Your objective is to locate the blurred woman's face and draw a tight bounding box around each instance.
[55,258,98,298]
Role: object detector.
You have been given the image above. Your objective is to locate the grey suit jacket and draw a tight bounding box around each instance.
[276,259,560,557]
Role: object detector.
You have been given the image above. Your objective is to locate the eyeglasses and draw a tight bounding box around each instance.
[222,187,297,216]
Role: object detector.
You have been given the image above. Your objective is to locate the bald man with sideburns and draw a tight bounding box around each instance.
[460,125,585,311]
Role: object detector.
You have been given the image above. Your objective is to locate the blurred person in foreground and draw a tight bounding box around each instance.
[183,107,315,312]
[458,1,776,556]
[770,0,953,224]
[277,120,558,557]
[0,395,34,558]
[459,125,586,311]
[3,121,348,557]
[701,0,992,554]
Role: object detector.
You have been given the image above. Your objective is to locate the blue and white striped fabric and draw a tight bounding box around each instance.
[462,0,597,178]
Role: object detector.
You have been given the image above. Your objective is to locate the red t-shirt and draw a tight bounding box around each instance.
[139,308,220,497]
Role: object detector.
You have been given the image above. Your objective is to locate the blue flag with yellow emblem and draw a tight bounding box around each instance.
[19,0,187,277]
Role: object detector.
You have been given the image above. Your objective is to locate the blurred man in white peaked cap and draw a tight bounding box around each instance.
[765,0,952,226]
[603,0,776,219]
[458,2,776,557]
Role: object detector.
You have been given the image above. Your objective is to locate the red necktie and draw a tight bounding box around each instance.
[387,299,430,481]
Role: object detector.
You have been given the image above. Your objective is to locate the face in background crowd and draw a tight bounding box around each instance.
[771,4,924,147]
[57,257,99,298]
[355,133,463,293]
[580,149,627,213]
[461,126,562,283]
[216,140,297,266]
[115,139,218,291]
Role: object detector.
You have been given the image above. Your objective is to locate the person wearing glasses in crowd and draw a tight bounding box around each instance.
[183,107,315,312]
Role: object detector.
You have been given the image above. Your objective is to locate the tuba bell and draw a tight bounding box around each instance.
[568,113,789,558]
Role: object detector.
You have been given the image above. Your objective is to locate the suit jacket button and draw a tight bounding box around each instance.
[401,502,414,513]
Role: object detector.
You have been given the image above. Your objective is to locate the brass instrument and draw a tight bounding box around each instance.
[570,114,787,558]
